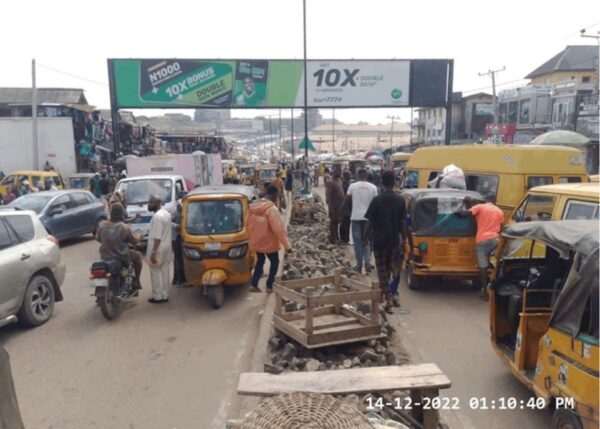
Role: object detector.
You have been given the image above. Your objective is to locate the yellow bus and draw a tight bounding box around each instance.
[404,145,589,219]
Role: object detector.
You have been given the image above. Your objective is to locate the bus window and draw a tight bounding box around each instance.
[465,174,499,200]
[514,194,556,222]
[558,176,582,184]
[563,201,599,220]
[527,176,553,188]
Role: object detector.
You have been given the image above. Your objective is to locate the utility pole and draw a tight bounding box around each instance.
[410,108,414,146]
[269,116,273,161]
[386,115,401,153]
[278,109,282,161]
[31,58,39,170]
[291,109,295,162]
[302,0,309,187]
[479,66,505,125]
[580,29,600,94]
[332,108,335,155]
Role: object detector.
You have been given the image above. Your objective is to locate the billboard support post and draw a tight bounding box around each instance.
[302,0,309,187]
[445,59,454,145]
[107,60,121,156]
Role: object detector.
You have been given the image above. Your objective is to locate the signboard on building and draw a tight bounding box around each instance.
[109,59,451,109]
[474,103,493,116]
[578,95,599,117]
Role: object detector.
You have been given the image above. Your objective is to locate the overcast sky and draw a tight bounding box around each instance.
[2,0,599,124]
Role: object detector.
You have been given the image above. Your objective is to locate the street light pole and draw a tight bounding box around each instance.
[302,0,309,187]
[31,58,39,170]
[479,67,505,126]
[386,115,400,153]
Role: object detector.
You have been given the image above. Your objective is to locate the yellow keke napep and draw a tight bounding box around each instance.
[404,145,589,220]
[181,185,257,309]
[490,221,598,429]
[512,182,599,223]
[402,188,484,289]
[390,152,412,172]
[0,170,65,195]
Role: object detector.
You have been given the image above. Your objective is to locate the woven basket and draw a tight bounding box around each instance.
[240,392,374,429]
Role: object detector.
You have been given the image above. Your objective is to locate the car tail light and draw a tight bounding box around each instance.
[46,235,59,246]
[90,269,108,279]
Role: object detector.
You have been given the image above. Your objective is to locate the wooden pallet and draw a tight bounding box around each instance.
[273,269,382,348]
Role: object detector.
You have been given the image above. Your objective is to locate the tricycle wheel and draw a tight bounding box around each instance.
[407,263,424,290]
[551,408,583,429]
[207,284,225,309]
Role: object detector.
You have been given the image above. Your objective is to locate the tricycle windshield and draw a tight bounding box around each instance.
[412,197,476,237]
[117,179,172,205]
[186,200,243,235]
[68,177,89,189]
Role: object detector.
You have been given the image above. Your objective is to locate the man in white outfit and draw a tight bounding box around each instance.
[146,195,173,304]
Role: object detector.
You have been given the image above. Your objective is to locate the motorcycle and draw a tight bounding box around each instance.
[90,258,137,320]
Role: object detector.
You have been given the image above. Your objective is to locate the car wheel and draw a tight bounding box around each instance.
[18,274,55,326]
[207,284,225,309]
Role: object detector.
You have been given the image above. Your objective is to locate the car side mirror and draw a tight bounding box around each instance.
[50,206,64,216]
[514,210,523,222]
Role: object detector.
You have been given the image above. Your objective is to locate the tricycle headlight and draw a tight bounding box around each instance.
[183,247,202,260]
[228,244,248,259]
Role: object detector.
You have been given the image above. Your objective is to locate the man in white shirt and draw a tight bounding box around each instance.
[146,195,173,303]
[345,169,378,273]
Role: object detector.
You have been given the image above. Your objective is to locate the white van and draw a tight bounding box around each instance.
[115,175,188,241]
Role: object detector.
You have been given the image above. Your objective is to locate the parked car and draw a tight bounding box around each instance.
[0,209,65,327]
[8,190,107,241]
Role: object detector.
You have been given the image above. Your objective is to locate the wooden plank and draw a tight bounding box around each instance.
[237,364,452,397]
[305,287,314,334]
[280,305,335,322]
[276,276,335,290]
[342,276,372,291]
[341,307,376,326]
[309,324,381,345]
[371,280,380,325]
[333,269,342,314]
[299,333,386,349]
[310,290,378,307]
[422,388,441,429]
[274,285,307,304]
[274,288,283,317]
[272,315,308,344]
[288,314,359,332]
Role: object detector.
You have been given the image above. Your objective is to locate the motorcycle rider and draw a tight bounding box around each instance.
[95,203,143,293]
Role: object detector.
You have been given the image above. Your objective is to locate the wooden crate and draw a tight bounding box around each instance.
[273,269,383,348]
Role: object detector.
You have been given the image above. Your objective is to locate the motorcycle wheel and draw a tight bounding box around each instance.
[97,282,120,320]
[207,284,225,309]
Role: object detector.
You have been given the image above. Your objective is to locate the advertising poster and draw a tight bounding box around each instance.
[110,59,411,108]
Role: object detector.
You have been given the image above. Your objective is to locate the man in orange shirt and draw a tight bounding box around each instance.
[248,185,291,293]
[457,195,504,300]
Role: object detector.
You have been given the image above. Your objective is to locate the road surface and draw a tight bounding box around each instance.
[391,277,553,429]
[0,235,266,429]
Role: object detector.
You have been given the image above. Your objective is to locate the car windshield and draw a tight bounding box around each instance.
[69,177,89,189]
[117,179,173,205]
[186,200,243,235]
[8,194,53,214]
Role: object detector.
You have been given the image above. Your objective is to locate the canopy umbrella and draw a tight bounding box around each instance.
[365,150,384,159]
[529,130,591,147]
[367,154,384,163]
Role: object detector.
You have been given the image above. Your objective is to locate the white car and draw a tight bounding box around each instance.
[0,209,65,327]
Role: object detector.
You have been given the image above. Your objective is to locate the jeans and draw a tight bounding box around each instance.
[351,220,371,270]
[251,252,280,290]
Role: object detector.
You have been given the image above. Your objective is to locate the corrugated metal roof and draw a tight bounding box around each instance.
[0,87,87,105]
[526,45,598,79]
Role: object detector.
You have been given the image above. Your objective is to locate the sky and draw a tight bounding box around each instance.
[1,0,599,125]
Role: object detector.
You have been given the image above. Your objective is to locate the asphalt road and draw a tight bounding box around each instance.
[391,277,554,429]
[0,235,266,429]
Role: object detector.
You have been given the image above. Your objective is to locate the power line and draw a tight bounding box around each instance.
[36,62,109,87]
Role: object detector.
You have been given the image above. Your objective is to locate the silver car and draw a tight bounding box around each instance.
[0,210,65,327]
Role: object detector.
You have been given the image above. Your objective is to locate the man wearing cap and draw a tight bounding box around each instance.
[95,203,143,292]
